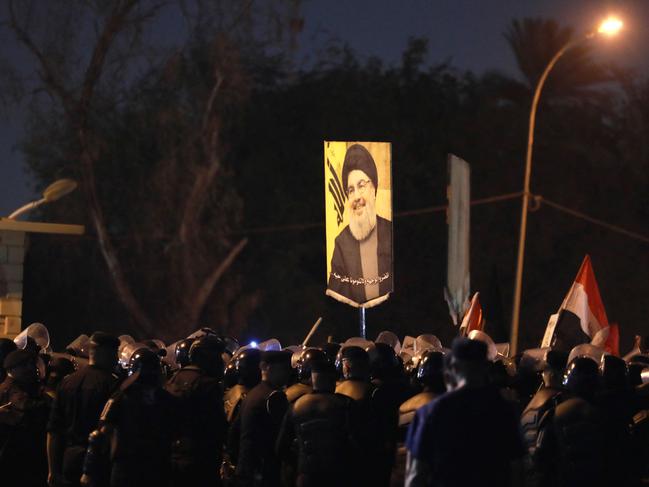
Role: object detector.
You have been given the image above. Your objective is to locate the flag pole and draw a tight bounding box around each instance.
[550,307,565,348]
[359,307,366,339]
[302,317,323,347]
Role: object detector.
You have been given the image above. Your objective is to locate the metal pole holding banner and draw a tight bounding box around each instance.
[359,307,366,339]
[302,317,323,347]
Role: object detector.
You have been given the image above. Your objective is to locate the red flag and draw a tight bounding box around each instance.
[542,255,612,349]
[460,292,483,336]
[604,323,619,356]
[559,254,609,337]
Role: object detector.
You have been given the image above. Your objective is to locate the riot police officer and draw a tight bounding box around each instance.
[224,347,262,423]
[399,349,445,427]
[44,357,75,400]
[173,339,194,369]
[277,359,357,487]
[0,349,51,487]
[535,356,606,487]
[335,346,375,401]
[367,342,410,487]
[81,349,176,487]
[235,350,291,487]
[519,349,567,486]
[222,347,262,482]
[47,332,120,487]
[520,350,567,455]
[334,346,383,483]
[597,354,635,486]
[165,334,227,487]
[285,348,327,404]
[0,338,17,383]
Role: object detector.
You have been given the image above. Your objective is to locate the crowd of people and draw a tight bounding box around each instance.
[0,324,648,487]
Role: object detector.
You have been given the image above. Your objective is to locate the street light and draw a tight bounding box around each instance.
[7,179,78,220]
[509,16,623,355]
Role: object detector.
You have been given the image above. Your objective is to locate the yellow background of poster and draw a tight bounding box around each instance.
[324,141,392,280]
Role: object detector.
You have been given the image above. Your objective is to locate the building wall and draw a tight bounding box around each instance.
[0,230,26,338]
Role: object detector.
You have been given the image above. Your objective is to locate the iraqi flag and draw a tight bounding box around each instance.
[541,255,617,354]
[460,292,483,336]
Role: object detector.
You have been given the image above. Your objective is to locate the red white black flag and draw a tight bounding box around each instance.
[460,292,483,336]
[541,255,616,353]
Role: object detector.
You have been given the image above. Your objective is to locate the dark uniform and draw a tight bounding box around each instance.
[224,383,250,423]
[236,381,288,487]
[371,379,410,487]
[519,386,564,487]
[92,382,177,487]
[47,364,119,486]
[165,365,226,487]
[0,374,51,486]
[286,348,327,405]
[534,356,606,487]
[520,386,563,457]
[277,390,356,487]
[0,338,17,383]
[335,379,381,481]
[535,396,606,487]
[398,392,438,428]
[285,382,312,404]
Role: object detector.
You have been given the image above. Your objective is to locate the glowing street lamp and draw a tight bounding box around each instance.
[598,17,623,36]
[509,16,623,355]
[7,179,78,220]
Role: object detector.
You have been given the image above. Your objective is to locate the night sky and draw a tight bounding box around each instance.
[1,0,646,216]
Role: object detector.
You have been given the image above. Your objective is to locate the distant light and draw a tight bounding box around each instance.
[250,341,258,348]
[598,17,623,36]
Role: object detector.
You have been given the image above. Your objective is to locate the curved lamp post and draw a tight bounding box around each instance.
[7,179,78,220]
[509,16,623,355]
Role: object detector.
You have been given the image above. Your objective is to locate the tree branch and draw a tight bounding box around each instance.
[189,238,248,325]
[179,71,224,244]
[78,0,139,119]
[8,0,75,116]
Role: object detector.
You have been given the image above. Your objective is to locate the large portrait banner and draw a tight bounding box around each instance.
[324,141,393,308]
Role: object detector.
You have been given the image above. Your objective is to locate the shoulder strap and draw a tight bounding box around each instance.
[535,391,564,453]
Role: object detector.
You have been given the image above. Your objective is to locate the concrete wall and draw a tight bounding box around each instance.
[0,230,26,338]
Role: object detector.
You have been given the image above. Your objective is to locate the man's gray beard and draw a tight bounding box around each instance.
[349,196,377,241]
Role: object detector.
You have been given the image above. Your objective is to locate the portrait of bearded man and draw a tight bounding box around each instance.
[326,144,393,307]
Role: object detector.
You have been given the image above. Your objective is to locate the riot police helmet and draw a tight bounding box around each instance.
[296,348,327,382]
[0,338,17,366]
[221,336,240,357]
[189,335,226,378]
[563,356,599,399]
[323,342,341,368]
[223,358,238,389]
[416,349,445,392]
[599,354,628,391]
[47,356,75,385]
[337,346,370,380]
[367,342,400,381]
[234,347,262,387]
[128,348,164,386]
[174,339,194,368]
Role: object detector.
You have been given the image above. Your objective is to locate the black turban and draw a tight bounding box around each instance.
[342,144,378,194]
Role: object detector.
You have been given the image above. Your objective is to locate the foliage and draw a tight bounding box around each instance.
[6,11,649,350]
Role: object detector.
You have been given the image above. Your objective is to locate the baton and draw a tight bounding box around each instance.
[302,317,323,347]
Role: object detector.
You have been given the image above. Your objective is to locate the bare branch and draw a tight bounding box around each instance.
[190,238,248,324]
[78,0,139,118]
[179,72,224,244]
[8,0,76,115]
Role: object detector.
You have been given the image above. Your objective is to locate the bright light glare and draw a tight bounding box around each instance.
[250,341,258,348]
[598,17,623,36]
